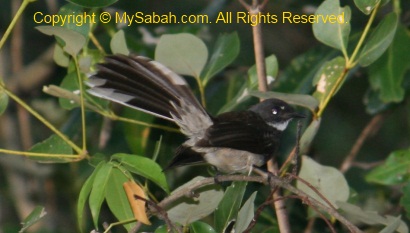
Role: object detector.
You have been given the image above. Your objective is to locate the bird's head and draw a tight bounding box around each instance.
[249,98,305,131]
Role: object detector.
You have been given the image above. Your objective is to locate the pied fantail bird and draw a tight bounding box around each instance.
[87,54,305,173]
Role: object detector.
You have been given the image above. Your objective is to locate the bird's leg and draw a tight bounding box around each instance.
[211,166,222,184]
[252,167,276,186]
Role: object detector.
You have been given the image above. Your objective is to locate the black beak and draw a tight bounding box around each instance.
[290,112,306,119]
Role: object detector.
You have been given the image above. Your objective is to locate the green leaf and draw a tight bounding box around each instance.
[155,33,208,77]
[354,0,380,14]
[53,44,70,67]
[0,87,9,116]
[337,202,408,233]
[249,91,318,113]
[36,26,86,57]
[248,54,279,85]
[218,55,278,113]
[312,56,346,105]
[312,0,351,53]
[380,216,402,233]
[278,47,337,94]
[214,181,247,232]
[57,3,90,39]
[366,149,410,185]
[368,25,410,103]
[190,221,217,233]
[77,161,104,232]
[67,0,117,7]
[28,134,73,163]
[112,153,169,193]
[105,167,136,231]
[167,176,224,225]
[89,162,113,229]
[111,30,129,55]
[122,108,156,155]
[297,156,349,208]
[43,85,102,112]
[363,88,390,114]
[19,206,47,233]
[359,12,398,67]
[400,182,410,220]
[59,71,80,110]
[201,32,240,85]
[235,191,257,233]
[300,118,321,154]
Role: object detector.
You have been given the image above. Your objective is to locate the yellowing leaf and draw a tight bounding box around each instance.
[123,181,151,225]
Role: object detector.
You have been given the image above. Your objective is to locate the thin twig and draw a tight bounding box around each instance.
[243,188,276,233]
[238,0,292,231]
[287,173,336,210]
[340,114,386,173]
[285,195,337,233]
[11,0,33,151]
[134,195,182,233]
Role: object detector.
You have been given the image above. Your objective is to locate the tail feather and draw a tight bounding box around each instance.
[87,54,205,121]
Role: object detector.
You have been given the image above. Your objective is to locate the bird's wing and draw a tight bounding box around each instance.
[197,112,281,155]
[87,54,212,137]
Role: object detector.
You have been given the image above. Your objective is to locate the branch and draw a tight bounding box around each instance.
[156,173,363,233]
[238,0,292,231]
[340,113,386,173]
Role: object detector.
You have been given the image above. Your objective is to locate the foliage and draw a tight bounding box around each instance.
[0,0,409,232]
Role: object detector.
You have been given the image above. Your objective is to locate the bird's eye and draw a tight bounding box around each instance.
[272,108,278,115]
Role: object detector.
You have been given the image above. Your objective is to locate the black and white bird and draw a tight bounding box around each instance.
[87,54,304,174]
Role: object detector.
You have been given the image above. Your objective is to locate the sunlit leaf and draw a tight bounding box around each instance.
[297,156,349,208]
[359,12,398,67]
[312,0,351,52]
[201,32,240,85]
[155,33,208,77]
[366,149,410,185]
[19,206,47,233]
[112,153,169,193]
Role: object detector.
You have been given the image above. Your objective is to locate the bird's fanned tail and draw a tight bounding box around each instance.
[87,54,207,123]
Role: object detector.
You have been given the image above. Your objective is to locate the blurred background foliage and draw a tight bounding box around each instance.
[0,0,409,232]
